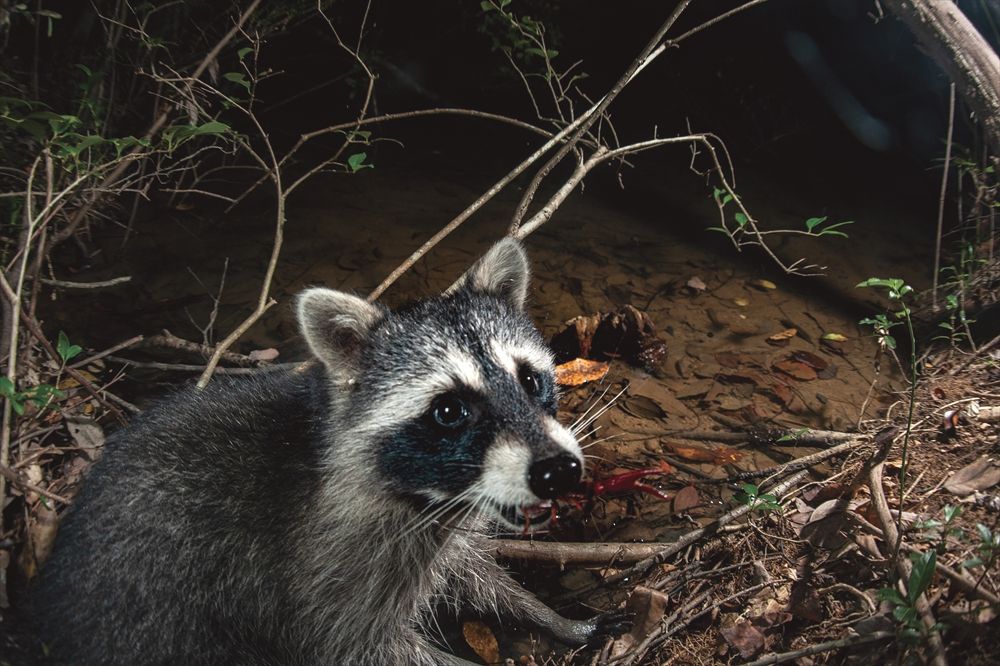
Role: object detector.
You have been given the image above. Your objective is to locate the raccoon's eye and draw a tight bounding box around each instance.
[432,395,469,428]
[518,366,541,397]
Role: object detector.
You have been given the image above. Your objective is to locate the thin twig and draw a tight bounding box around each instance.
[49,0,263,248]
[40,276,132,289]
[741,631,894,666]
[572,470,810,601]
[0,463,71,505]
[933,82,956,309]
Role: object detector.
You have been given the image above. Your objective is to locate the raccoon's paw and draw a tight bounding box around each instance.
[556,609,632,647]
[584,608,633,646]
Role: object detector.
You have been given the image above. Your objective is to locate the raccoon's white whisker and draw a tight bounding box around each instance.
[569,383,614,430]
[581,433,621,449]
[396,487,477,542]
[571,385,628,435]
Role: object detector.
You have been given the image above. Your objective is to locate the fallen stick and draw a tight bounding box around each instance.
[0,463,70,505]
[711,435,868,483]
[851,512,1000,607]
[741,630,895,666]
[600,470,809,588]
[868,462,948,666]
[490,540,664,567]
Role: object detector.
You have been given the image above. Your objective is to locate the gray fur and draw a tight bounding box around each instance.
[31,239,614,665]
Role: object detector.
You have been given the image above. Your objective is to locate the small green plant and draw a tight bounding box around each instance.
[857,277,917,555]
[913,504,963,553]
[776,427,811,443]
[0,377,64,416]
[934,293,974,346]
[963,523,1000,577]
[877,550,939,644]
[733,482,781,512]
[56,331,82,364]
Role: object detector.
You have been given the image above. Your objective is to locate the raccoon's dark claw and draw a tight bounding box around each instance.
[585,609,633,646]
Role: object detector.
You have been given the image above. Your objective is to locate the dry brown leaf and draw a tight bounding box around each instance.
[19,503,59,579]
[715,351,742,368]
[461,620,500,665]
[944,457,1000,496]
[672,485,700,513]
[749,278,777,291]
[772,359,818,381]
[554,358,610,387]
[665,442,744,465]
[664,443,719,463]
[610,586,668,657]
[686,276,707,292]
[758,382,793,406]
[621,395,667,420]
[66,417,105,452]
[57,370,97,391]
[720,621,766,659]
[766,328,798,346]
[790,350,828,371]
[712,447,745,465]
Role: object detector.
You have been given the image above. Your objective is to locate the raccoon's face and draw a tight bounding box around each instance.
[298,239,584,533]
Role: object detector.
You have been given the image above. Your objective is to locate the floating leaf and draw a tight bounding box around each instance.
[749,278,776,291]
[766,328,798,346]
[772,359,817,381]
[685,276,706,292]
[790,350,828,371]
[622,395,667,420]
[672,485,700,513]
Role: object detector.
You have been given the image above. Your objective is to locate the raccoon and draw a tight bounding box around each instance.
[30,239,625,665]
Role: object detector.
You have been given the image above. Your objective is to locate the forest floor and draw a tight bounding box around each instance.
[2,151,998,664]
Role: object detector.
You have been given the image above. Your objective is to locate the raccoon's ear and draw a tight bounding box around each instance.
[448,237,529,310]
[297,288,383,376]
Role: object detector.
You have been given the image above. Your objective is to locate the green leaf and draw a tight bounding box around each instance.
[237,47,253,61]
[346,152,372,173]
[733,212,748,228]
[480,1,494,10]
[56,331,82,363]
[816,220,853,237]
[877,587,906,606]
[804,216,827,232]
[907,550,936,604]
[223,72,251,93]
[0,376,14,396]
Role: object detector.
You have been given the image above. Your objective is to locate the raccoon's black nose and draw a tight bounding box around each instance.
[529,455,582,499]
